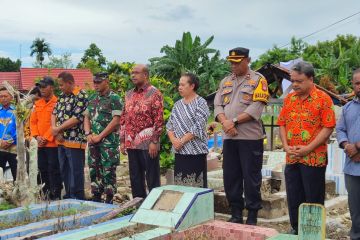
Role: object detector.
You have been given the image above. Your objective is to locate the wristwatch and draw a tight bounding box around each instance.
[232,117,239,125]
[85,132,91,136]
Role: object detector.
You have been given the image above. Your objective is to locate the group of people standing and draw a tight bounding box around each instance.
[213,47,360,238]
[1,46,360,238]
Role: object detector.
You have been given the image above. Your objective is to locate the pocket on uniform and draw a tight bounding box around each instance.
[240,87,253,105]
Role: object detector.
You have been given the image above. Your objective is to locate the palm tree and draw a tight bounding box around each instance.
[30,38,52,68]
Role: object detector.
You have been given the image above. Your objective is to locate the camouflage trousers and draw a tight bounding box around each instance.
[88,145,120,197]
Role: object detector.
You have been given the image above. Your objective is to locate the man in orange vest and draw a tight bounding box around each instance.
[30,76,62,200]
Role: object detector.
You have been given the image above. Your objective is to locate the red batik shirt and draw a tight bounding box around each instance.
[277,86,336,167]
[120,84,164,150]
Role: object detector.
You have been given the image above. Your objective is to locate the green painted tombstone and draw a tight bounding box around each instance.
[298,203,326,240]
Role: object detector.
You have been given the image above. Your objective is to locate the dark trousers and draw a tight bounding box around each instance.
[285,164,326,231]
[127,149,160,198]
[58,146,85,200]
[0,151,17,181]
[223,139,263,212]
[38,147,62,199]
[345,174,360,240]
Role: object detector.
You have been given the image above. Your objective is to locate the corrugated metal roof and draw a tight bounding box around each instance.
[0,72,21,89]
[20,68,93,90]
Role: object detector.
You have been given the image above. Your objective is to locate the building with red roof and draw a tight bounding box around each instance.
[0,68,93,91]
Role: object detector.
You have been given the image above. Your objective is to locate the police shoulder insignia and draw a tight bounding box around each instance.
[253,77,269,103]
[223,96,231,104]
[222,88,232,95]
[224,81,233,87]
[247,79,256,86]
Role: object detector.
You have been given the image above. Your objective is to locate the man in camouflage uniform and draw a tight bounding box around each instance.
[214,47,269,225]
[84,72,122,203]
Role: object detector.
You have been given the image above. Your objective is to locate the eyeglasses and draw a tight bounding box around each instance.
[93,80,103,84]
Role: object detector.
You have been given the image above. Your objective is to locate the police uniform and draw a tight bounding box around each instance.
[214,47,269,224]
[85,74,123,203]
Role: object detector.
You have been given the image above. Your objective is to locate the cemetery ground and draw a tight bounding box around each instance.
[0,151,352,239]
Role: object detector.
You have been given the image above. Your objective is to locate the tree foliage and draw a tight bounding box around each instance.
[30,38,52,68]
[251,37,306,70]
[41,52,74,69]
[77,43,106,72]
[150,32,230,97]
[251,35,360,94]
[0,57,21,72]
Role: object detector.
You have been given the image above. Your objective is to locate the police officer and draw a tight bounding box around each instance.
[214,47,269,225]
[84,72,123,203]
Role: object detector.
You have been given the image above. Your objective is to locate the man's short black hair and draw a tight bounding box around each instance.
[58,71,74,83]
[353,68,360,77]
[182,72,200,92]
[291,61,315,78]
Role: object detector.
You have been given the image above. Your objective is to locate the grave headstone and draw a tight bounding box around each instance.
[298,203,326,240]
[131,185,214,231]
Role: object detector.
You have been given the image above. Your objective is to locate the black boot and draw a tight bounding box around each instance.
[246,210,258,225]
[91,193,102,202]
[105,194,113,204]
[227,207,243,224]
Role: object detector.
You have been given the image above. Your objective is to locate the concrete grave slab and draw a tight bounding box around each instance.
[130,185,214,231]
[0,199,117,239]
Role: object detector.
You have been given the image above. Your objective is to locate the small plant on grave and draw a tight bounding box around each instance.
[0,201,16,211]
[115,207,137,218]
[21,205,32,222]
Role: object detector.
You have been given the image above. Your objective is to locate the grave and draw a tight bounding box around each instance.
[298,203,326,240]
[39,185,282,240]
[268,203,329,240]
[130,185,214,231]
[0,199,117,239]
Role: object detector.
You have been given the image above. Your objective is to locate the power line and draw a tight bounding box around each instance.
[279,11,360,48]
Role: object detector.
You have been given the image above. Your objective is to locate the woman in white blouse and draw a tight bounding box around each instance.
[166,73,210,188]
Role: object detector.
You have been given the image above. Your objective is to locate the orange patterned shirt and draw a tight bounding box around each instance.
[277,86,335,167]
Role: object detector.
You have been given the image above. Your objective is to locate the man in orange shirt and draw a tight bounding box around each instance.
[277,61,335,235]
[30,77,62,200]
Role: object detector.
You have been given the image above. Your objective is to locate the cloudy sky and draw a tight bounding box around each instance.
[1,0,360,67]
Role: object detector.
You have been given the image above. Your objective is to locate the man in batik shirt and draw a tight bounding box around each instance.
[52,71,88,200]
[278,61,335,235]
[120,64,164,199]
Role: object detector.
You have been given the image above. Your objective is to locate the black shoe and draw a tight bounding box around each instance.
[91,194,102,202]
[105,195,113,204]
[62,195,70,199]
[287,228,298,235]
[227,216,244,224]
[246,210,258,225]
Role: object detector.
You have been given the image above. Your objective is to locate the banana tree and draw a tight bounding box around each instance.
[3,81,40,206]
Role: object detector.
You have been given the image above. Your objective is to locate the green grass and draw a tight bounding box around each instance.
[0,201,16,211]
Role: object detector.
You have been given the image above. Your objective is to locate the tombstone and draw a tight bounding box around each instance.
[130,185,214,231]
[298,203,326,240]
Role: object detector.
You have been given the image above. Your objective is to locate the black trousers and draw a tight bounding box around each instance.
[38,147,62,199]
[285,163,326,231]
[223,139,263,212]
[345,174,360,240]
[58,146,85,200]
[127,149,160,198]
[0,151,17,181]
